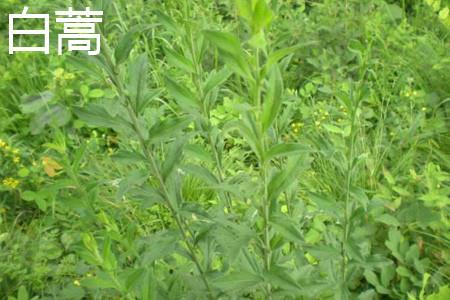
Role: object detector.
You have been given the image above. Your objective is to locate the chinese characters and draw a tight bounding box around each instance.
[9,7,103,56]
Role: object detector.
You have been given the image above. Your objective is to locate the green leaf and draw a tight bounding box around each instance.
[165,76,199,111]
[182,164,218,185]
[236,0,255,21]
[270,215,303,243]
[18,168,30,178]
[376,214,400,227]
[155,10,178,33]
[227,119,262,159]
[17,286,29,300]
[164,47,195,73]
[203,67,233,95]
[81,273,117,290]
[266,143,310,162]
[29,104,71,135]
[112,150,146,164]
[262,42,317,77]
[22,191,36,201]
[252,0,273,33]
[162,139,186,181]
[203,30,242,56]
[305,245,340,260]
[148,116,191,143]
[102,236,117,271]
[115,31,136,64]
[88,89,105,98]
[123,268,146,291]
[265,267,302,293]
[184,144,214,163]
[74,104,133,133]
[213,271,263,292]
[20,91,54,114]
[268,156,310,202]
[427,285,450,300]
[262,66,283,132]
[128,54,149,111]
[364,270,391,294]
[323,124,345,135]
[67,55,104,78]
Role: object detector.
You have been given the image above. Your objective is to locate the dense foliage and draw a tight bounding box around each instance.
[0,0,449,299]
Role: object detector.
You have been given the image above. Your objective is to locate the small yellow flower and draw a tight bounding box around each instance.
[421,107,427,112]
[12,156,20,164]
[2,177,20,189]
[73,279,81,286]
[0,139,6,148]
[54,68,65,80]
[315,121,321,126]
[12,148,19,154]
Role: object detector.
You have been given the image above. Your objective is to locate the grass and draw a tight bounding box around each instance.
[0,0,449,299]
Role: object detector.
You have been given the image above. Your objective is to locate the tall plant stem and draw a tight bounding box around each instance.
[102,45,213,298]
[185,21,233,212]
[254,46,273,300]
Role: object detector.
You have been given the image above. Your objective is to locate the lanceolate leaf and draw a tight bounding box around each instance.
[182,164,218,185]
[270,215,303,243]
[262,66,283,132]
[162,139,186,181]
[203,30,242,56]
[74,104,133,133]
[164,47,195,73]
[165,76,200,111]
[115,31,136,65]
[265,143,311,162]
[128,54,149,111]
[148,116,192,143]
[213,271,263,292]
[154,10,178,33]
[226,119,263,159]
[252,0,273,33]
[268,156,311,202]
[236,0,254,21]
[203,67,233,95]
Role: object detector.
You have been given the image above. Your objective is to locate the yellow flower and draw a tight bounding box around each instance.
[13,156,20,164]
[2,178,20,189]
[73,279,81,286]
[0,139,6,148]
[54,68,65,80]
